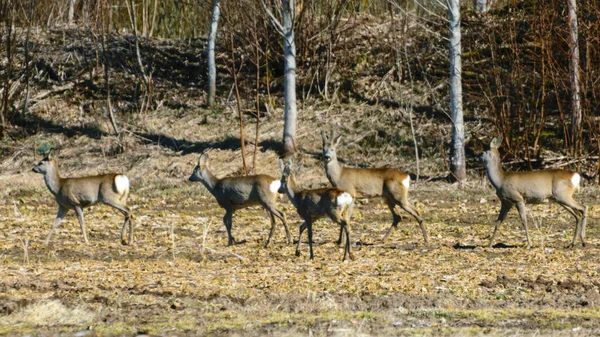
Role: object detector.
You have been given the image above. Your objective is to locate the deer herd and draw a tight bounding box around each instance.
[31,131,589,261]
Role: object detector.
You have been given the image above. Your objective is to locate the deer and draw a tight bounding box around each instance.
[188,153,290,248]
[480,136,588,248]
[278,159,353,261]
[32,149,133,245]
[321,129,428,245]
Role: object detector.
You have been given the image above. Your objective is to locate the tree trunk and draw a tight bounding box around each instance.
[68,0,75,25]
[567,0,582,155]
[448,0,466,182]
[473,0,487,13]
[281,0,297,155]
[206,0,221,108]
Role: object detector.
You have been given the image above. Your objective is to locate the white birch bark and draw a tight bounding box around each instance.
[448,0,466,182]
[263,0,298,155]
[567,0,582,154]
[207,0,221,108]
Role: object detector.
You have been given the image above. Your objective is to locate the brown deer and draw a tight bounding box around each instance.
[321,129,428,244]
[32,149,133,245]
[278,159,353,261]
[188,153,290,247]
[480,137,588,248]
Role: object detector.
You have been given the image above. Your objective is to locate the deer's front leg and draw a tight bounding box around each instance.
[74,206,89,244]
[515,201,532,248]
[46,205,69,245]
[223,210,235,246]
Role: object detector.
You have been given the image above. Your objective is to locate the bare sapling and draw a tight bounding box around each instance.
[278,159,354,261]
[32,149,133,245]
[321,129,428,245]
[188,153,290,248]
[480,137,588,248]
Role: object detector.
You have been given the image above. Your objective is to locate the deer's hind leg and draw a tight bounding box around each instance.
[105,201,132,245]
[554,197,587,247]
[262,202,290,247]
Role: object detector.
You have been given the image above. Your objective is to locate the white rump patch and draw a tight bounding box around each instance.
[114,175,130,195]
[571,173,581,188]
[402,176,410,188]
[337,192,353,206]
[270,180,281,193]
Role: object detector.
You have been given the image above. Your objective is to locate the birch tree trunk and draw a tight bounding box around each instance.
[281,0,297,155]
[448,0,466,182]
[207,0,221,108]
[567,0,582,155]
[68,0,75,25]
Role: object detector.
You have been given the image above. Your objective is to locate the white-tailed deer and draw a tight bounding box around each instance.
[278,159,353,261]
[32,149,133,245]
[188,153,290,248]
[480,137,588,248]
[321,129,428,244]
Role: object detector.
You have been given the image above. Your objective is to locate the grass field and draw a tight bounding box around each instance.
[1,167,599,336]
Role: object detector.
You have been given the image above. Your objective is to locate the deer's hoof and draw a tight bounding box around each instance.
[295,251,301,257]
[121,239,129,246]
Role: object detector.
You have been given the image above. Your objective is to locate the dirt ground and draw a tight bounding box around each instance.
[1,124,600,336]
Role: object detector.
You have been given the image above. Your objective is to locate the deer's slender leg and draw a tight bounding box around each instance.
[74,206,89,244]
[264,211,277,248]
[105,201,132,245]
[341,220,353,261]
[397,199,428,245]
[295,221,307,256]
[515,201,532,248]
[337,202,354,246]
[223,210,235,246]
[307,220,314,260]
[46,205,69,245]
[555,198,586,247]
[489,200,512,248]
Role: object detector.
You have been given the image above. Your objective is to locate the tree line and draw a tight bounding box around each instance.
[0,0,598,181]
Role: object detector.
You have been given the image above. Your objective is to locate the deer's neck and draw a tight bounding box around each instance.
[325,158,343,185]
[485,152,506,190]
[200,168,220,194]
[44,162,63,196]
[284,174,301,208]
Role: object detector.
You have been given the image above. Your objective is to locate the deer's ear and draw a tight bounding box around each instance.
[287,159,293,168]
[199,153,209,166]
[333,135,342,147]
[47,148,56,160]
[321,129,328,144]
[278,159,284,172]
[490,137,503,149]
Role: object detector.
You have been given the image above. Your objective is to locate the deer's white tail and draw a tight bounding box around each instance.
[115,175,130,195]
[269,180,281,193]
[571,173,581,192]
[402,176,410,188]
[336,192,353,207]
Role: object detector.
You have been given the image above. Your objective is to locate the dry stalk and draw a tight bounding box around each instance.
[170,222,176,260]
[20,238,29,265]
[200,220,211,261]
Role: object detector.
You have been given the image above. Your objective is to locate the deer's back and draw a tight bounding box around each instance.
[338,167,409,197]
[59,173,124,207]
[500,170,578,203]
[217,174,278,207]
[296,187,347,220]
